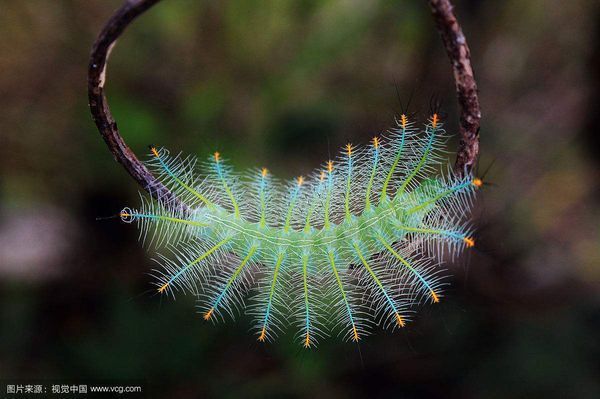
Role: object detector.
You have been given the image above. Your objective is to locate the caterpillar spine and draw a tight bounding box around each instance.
[121,114,478,347]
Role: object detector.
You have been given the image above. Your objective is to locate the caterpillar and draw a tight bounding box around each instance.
[119,113,479,347]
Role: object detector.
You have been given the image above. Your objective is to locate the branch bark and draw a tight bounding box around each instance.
[428,0,481,174]
[88,0,481,204]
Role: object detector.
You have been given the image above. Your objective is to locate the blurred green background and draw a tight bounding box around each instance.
[1,0,599,398]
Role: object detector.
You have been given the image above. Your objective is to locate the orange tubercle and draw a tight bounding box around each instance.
[119,212,130,218]
[372,136,379,149]
[203,308,214,321]
[351,326,360,342]
[157,282,169,294]
[472,177,483,188]
[320,171,326,181]
[400,114,408,128]
[431,291,440,303]
[258,327,267,342]
[464,237,475,248]
[261,167,268,177]
[395,312,405,327]
[214,151,220,163]
[304,332,311,348]
[327,160,334,173]
[346,143,353,157]
[297,176,304,186]
[432,113,439,128]
[150,147,160,158]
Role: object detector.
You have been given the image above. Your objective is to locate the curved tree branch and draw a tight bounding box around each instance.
[87,0,186,208]
[428,0,481,174]
[88,0,481,205]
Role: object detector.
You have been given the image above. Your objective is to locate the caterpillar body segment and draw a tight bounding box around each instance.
[247,250,290,342]
[325,247,366,342]
[122,116,477,346]
[351,241,409,330]
[150,236,233,297]
[200,244,259,323]
[290,249,328,348]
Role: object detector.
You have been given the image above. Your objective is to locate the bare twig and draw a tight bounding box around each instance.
[428,0,481,174]
[87,0,185,207]
[88,0,481,204]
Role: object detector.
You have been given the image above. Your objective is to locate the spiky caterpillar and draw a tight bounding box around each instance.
[120,114,479,347]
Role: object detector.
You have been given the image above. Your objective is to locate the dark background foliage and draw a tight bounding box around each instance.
[1,0,598,398]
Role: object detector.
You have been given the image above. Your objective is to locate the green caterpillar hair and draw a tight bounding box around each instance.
[120,113,479,347]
